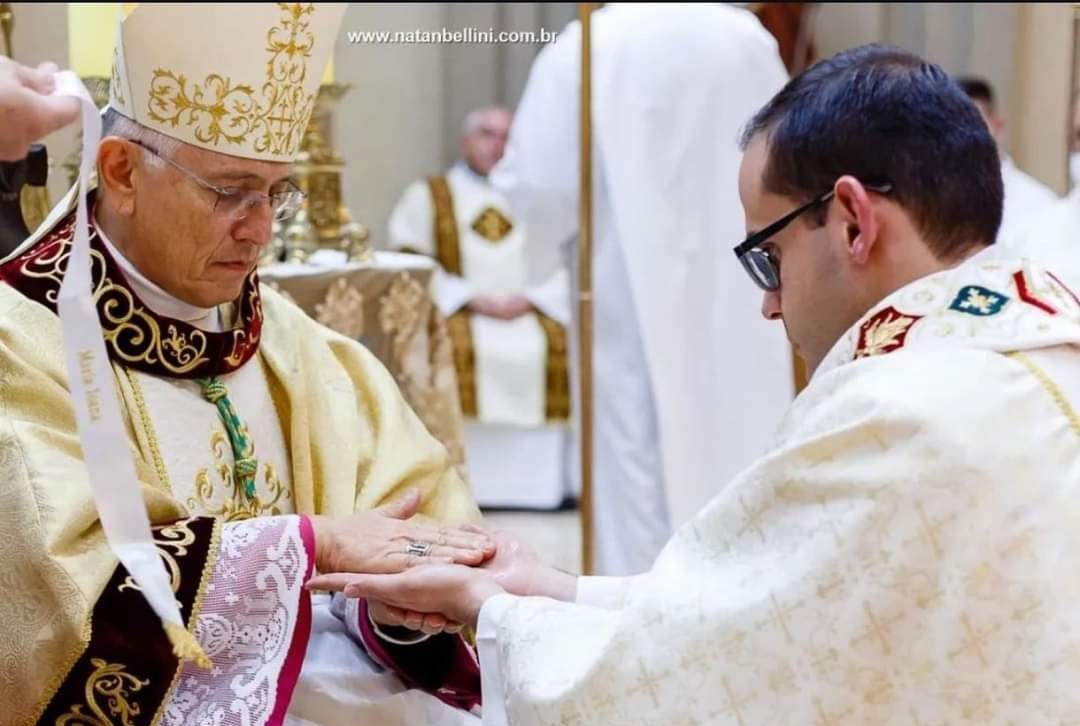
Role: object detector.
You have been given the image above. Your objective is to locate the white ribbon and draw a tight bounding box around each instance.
[52,72,189,643]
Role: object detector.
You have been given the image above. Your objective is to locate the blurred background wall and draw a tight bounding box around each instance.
[8,2,1076,244]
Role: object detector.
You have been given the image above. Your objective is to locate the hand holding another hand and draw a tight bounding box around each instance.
[467,294,533,321]
[309,564,505,630]
[307,527,577,631]
[310,489,495,576]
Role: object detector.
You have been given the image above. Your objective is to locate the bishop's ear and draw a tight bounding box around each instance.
[832,175,880,264]
[96,138,139,216]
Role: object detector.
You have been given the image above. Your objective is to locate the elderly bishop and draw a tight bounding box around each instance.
[0,4,489,725]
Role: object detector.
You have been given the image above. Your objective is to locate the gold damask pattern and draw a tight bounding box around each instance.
[379,273,428,365]
[260,263,470,477]
[189,431,288,521]
[399,307,469,471]
[315,277,365,339]
[55,658,149,726]
[147,3,318,157]
[470,206,513,243]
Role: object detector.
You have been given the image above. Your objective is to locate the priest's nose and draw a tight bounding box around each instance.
[761,290,783,321]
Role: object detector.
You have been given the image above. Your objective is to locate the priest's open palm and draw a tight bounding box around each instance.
[476,528,578,601]
[307,564,505,628]
[310,489,495,576]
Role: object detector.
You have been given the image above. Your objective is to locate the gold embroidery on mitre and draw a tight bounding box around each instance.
[470,206,513,244]
[110,49,126,107]
[146,3,320,157]
[55,658,150,726]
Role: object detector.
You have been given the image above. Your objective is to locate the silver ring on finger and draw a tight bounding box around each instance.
[405,540,432,558]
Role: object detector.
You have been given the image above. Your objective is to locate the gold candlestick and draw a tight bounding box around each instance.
[1,3,14,58]
[272,83,373,264]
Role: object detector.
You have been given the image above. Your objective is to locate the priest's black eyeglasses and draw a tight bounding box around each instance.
[733,181,893,292]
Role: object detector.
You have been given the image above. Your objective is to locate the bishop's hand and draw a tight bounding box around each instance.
[309,489,496,577]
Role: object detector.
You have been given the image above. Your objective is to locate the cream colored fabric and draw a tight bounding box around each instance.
[1002,186,1080,290]
[132,360,297,520]
[286,594,481,726]
[110,3,345,162]
[491,4,796,572]
[478,256,1080,725]
[260,256,470,477]
[996,156,1058,245]
[0,280,480,722]
[388,163,570,428]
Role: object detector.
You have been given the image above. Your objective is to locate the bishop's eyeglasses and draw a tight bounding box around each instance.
[129,139,305,222]
[732,181,893,292]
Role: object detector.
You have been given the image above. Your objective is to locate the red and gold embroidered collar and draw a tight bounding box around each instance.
[0,206,263,379]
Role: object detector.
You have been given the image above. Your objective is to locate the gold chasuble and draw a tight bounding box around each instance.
[0,207,479,723]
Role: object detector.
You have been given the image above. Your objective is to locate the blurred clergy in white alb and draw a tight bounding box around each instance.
[388,107,574,511]
[490,3,795,574]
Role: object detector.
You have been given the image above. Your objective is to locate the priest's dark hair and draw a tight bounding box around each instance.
[955,76,996,112]
[739,44,1003,259]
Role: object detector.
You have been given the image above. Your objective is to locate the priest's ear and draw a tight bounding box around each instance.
[831,175,881,266]
[96,137,140,216]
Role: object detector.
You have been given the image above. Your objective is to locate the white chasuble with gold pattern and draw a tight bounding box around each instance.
[478,253,1080,725]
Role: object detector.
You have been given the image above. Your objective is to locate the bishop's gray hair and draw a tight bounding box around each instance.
[462,105,510,136]
[101,107,181,169]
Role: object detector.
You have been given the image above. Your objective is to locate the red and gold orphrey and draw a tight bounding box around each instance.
[0,206,263,379]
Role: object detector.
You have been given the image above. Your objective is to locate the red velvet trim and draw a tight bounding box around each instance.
[1013,270,1057,315]
[356,598,483,712]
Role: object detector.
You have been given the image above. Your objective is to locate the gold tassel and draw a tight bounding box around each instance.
[164,620,212,670]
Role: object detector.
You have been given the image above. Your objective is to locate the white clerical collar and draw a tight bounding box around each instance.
[93,218,224,332]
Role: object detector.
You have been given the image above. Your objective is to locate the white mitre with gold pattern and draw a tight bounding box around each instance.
[109,2,345,162]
